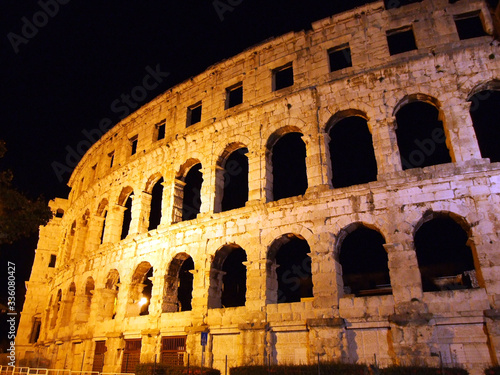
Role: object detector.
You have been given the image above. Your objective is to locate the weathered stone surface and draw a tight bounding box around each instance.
[15,1,500,374]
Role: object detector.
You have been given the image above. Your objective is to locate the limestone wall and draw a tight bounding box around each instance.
[16,0,500,374]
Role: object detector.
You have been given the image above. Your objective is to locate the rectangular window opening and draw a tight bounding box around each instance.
[49,254,57,268]
[187,103,202,127]
[386,26,417,55]
[225,83,243,109]
[156,120,166,140]
[328,44,352,72]
[273,63,294,91]
[161,336,186,366]
[454,12,487,40]
[130,136,138,156]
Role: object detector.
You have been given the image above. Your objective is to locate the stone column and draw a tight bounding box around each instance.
[213,165,225,213]
[87,215,105,253]
[160,181,170,226]
[306,318,345,362]
[310,232,339,309]
[304,132,328,190]
[372,118,403,174]
[96,288,119,321]
[484,310,500,366]
[244,259,267,311]
[247,149,263,202]
[103,205,126,243]
[172,179,186,223]
[239,322,268,366]
[199,164,213,214]
[140,329,160,363]
[136,192,152,234]
[128,193,142,236]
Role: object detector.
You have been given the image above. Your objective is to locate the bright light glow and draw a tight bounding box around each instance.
[138,297,148,306]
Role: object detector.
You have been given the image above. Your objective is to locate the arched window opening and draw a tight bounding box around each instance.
[127,262,153,317]
[221,148,249,212]
[162,254,194,313]
[208,245,247,308]
[149,177,164,230]
[60,283,76,326]
[121,193,133,240]
[469,89,500,162]
[182,164,203,221]
[395,100,451,170]
[271,133,308,201]
[338,225,391,297]
[102,269,120,320]
[415,215,477,292]
[267,235,313,304]
[328,116,378,188]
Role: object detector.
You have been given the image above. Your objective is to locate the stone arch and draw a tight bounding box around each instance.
[326,110,378,188]
[267,233,313,304]
[162,253,194,313]
[208,244,247,309]
[336,222,391,297]
[145,172,164,193]
[413,211,479,292]
[215,142,249,213]
[467,79,500,162]
[127,261,153,317]
[173,159,203,223]
[266,128,308,201]
[393,94,451,170]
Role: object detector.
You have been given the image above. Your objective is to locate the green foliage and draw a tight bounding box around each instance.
[0,140,52,245]
[230,362,369,375]
[136,363,220,375]
[485,366,500,375]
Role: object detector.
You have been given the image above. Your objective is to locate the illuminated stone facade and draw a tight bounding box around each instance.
[16,1,500,374]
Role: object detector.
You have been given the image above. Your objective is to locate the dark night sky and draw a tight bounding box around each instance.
[0,0,377,311]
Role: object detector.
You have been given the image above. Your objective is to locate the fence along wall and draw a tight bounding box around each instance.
[16,0,500,374]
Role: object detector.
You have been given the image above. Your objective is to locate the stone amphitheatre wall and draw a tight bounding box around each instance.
[16,0,500,374]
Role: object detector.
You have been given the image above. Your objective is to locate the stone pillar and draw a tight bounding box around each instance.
[213,165,225,213]
[239,322,268,366]
[385,241,423,306]
[103,205,126,243]
[87,215,105,253]
[440,100,482,162]
[247,149,263,202]
[306,318,345,362]
[372,118,403,174]
[244,260,267,311]
[140,329,160,363]
[74,293,92,323]
[199,164,212,214]
[162,274,179,313]
[125,283,146,317]
[310,233,339,309]
[136,192,152,234]
[484,310,500,366]
[102,334,124,373]
[304,132,327,189]
[96,288,119,321]
[172,179,186,223]
[128,193,142,236]
[190,267,207,326]
[160,181,170,225]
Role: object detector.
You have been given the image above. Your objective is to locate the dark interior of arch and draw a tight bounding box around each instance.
[182,163,203,221]
[275,237,313,303]
[140,267,154,315]
[222,148,249,212]
[272,132,308,201]
[396,101,451,170]
[329,116,378,188]
[100,211,107,244]
[121,195,133,240]
[469,90,500,163]
[415,216,476,292]
[149,177,164,230]
[177,257,194,311]
[339,226,391,296]
[221,247,247,308]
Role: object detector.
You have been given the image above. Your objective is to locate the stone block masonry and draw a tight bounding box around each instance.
[16,1,500,374]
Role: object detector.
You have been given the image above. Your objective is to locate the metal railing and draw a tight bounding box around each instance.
[0,367,130,375]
